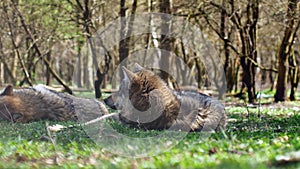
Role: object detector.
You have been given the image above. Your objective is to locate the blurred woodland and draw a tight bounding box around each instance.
[0,0,299,103]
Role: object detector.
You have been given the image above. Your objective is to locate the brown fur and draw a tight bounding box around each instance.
[0,85,108,123]
[104,63,227,131]
[120,67,181,130]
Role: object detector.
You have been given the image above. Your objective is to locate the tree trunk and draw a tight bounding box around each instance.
[220,0,233,92]
[159,0,172,84]
[289,48,299,101]
[275,0,299,102]
[94,69,103,98]
[237,0,259,103]
[46,52,52,86]
[288,19,300,101]
[119,0,128,80]
[118,0,137,79]
[0,38,16,84]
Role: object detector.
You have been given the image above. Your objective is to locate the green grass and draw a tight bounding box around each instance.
[0,104,299,168]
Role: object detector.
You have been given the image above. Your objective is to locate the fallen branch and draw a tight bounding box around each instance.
[48,112,119,132]
[83,112,119,125]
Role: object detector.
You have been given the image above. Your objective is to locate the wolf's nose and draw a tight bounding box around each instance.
[104,96,117,110]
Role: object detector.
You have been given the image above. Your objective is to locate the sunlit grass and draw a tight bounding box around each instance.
[0,101,299,168]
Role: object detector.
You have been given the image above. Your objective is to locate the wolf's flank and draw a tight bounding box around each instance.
[0,85,108,123]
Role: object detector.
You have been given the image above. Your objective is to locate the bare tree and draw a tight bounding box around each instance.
[159,0,172,83]
[289,49,300,100]
[118,0,137,80]
[275,0,299,102]
[11,1,73,94]
[199,0,259,103]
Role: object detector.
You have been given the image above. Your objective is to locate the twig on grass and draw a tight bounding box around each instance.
[47,112,119,132]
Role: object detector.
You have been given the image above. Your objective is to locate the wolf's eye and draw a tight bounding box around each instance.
[142,86,155,94]
[142,76,148,87]
[142,88,147,94]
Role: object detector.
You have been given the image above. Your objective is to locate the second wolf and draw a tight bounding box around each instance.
[0,85,108,123]
[104,63,227,132]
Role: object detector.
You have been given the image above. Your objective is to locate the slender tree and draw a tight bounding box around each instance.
[118,0,137,80]
[201,0,259,103]
[159,0,172,83]
[275,0,299,102]
[289,48,300,101]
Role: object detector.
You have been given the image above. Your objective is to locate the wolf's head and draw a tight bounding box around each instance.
[0,85,26,122]
[104,63,147,110]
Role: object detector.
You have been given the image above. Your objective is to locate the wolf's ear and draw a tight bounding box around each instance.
[1,85,14,96]
[122,66,137,81]
[133,63,144,72]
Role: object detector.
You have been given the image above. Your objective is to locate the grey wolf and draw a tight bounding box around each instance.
[104,63,227,131]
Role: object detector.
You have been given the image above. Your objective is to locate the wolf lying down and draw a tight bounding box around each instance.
[0,64,226,132]
[0,84,108,123]
[104,63,227,132]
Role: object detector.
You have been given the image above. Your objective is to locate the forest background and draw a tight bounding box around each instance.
[0,0,299,103]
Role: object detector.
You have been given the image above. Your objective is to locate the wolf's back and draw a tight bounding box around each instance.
[175,90,226,131]
[34,85,109,122]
